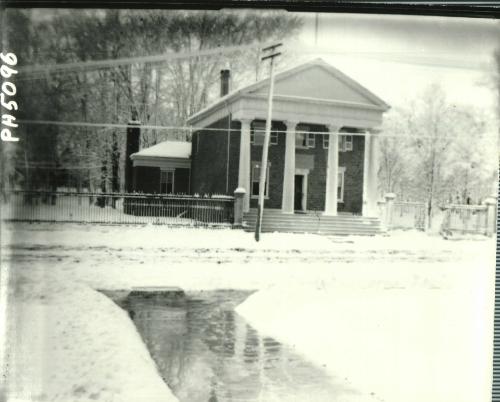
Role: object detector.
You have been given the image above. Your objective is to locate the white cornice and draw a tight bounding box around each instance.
[187,58,390,127]
[246,93,387,112]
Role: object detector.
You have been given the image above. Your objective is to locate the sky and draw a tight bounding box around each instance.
[289,13,499,116]
[14,9,500,123]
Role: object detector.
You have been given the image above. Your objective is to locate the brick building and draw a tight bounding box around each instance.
[130,141,191,194]
[187,58,390,217]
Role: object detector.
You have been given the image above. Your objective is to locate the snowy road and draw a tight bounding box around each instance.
[1,223,496,402]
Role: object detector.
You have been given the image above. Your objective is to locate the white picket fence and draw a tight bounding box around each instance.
[379,194,497,236]
[1,190,235,227]
[440,204,497,236]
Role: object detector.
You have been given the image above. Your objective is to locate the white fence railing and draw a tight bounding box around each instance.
[1,191,235,227]
[391,201,427,231]
[379,194,497,236]
[440,203,496,236]
[378,196,427,231]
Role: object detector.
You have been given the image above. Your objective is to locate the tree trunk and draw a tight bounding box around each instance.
[97,145,108,208]
[111,131,120,206]
[427,150,436,230]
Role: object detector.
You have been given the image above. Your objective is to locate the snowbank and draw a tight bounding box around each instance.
[236,260,494,402]
[4,270,177,402]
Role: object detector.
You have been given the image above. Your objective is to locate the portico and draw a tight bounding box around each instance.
[187,58,390,223]
[235,117,381,217]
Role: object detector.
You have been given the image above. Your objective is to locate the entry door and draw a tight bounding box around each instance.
[294,175,303,211]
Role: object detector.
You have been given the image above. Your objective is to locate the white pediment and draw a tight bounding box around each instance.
[247,60,388,109]
[187,58,389,128]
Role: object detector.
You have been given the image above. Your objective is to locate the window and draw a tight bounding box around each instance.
[338,167,346,202]
[160,170,174,194]
[251,161,270,198]
[338,135,354,152]
[296,126,314,149]
[323,135,341,150]
[271,131,278,145]
[251,121,278,145]
[323,134,330,149]
[323,135,353,152]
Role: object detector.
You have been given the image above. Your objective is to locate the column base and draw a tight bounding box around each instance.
[243,195,250,213]
[323,208,338,216]
[362,203,379,217]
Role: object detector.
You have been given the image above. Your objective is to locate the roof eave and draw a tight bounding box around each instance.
[130,154,191,161]
[187,90,241,126]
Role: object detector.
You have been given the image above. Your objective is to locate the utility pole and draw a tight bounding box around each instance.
[255,43,282,241]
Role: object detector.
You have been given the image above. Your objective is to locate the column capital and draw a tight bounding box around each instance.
[366,128,382,136]
[236,118,253,126]
[325,124,340,133]
[283,120,299,130]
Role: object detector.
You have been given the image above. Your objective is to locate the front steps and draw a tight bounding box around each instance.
[243,209,383,236]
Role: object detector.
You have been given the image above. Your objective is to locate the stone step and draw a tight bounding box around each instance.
[244,212,379,220]
[242,220,382,228]
[243,218,381,228]
[244,221,382,228]
[244,215,380,222]
[243,226,381,236]
[242,209,384,236]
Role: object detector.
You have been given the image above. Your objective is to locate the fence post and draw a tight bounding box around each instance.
[383,193,396,230]
[233,187,246,228]
[485,196,497,236]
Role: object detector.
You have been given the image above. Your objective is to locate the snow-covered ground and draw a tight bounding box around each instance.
[3,271,177,402]
[1,223,495,402]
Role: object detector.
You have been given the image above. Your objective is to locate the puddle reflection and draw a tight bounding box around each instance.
[124,290,359,402]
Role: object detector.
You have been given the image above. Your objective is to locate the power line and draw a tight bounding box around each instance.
[18,119,184,131]
[297,48,493,72]
[17,46,492,79]
[16,119,499,140]
[18,164,103,170]
[16,43,267,77]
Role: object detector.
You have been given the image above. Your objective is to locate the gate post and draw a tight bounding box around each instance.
[233,188,246,228]
[384,193,396,230]
[485,196,497,236]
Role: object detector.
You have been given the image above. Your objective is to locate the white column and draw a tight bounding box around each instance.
[362,132,371,216]
[282,121,298,213]
[364,131,380,216]
[238,119,252,212]
[324,125,339,216]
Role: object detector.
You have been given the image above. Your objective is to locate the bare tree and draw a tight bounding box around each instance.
[442,107,498,204]
[379,108,412,196]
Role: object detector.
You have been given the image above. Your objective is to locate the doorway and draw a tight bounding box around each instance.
[294,174,305,212]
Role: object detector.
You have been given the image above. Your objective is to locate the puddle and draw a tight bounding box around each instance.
[120,289,360,402]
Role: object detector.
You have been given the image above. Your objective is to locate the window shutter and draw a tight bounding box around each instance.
[307,133,315,148]
[345,135,353,151]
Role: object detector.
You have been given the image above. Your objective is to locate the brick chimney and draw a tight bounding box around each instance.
[220,69,230,97]
[125,120,141,193]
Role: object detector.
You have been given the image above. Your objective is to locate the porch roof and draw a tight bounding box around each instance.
[130,141,191,169]
[130,141,191,160]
